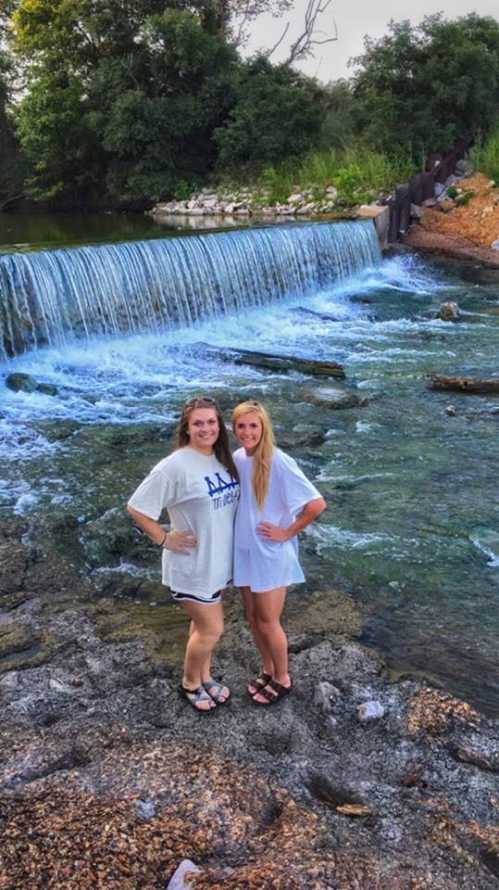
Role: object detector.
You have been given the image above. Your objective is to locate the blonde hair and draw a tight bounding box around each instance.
[232,401,275,509]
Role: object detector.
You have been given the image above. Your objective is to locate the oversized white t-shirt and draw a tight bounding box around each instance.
[233,447,321,591]
[128,447,239,598]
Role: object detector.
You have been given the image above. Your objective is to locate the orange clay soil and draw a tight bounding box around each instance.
[420,173,499,248]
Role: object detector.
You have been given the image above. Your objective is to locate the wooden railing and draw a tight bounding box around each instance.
[387,140,470,243]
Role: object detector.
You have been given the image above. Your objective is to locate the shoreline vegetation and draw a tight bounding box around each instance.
[2,11,499,215]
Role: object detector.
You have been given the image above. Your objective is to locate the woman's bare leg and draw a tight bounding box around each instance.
[251,587,290,703]
[180,601,226,709]
[240,586,274,679]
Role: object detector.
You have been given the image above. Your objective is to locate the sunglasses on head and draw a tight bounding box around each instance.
[184,396,217,408]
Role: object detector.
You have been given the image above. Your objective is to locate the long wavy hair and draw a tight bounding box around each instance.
[232,401,275,509]
[177,397,239,482]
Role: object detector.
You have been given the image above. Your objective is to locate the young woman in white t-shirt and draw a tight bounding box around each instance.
[127,397,240,713]
[232,400,326,705]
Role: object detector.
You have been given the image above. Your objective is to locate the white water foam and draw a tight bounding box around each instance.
[471,534,499,568]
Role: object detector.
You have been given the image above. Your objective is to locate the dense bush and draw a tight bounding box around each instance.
[351,14,499,161]
[471,129,499,183]
[214,57,326,169]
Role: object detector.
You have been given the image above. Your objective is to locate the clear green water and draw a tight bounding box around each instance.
[0,210,256,253]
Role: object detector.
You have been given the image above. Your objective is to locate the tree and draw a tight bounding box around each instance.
[351,14,499,160]
[11,0,240,203]
[214,56,325,169]
[0,4,25,207]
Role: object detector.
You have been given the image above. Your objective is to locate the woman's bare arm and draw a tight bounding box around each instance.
[257,496,327,542]
[127,505,197,552]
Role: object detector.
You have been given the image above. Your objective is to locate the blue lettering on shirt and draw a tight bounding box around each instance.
[204,472,239,498]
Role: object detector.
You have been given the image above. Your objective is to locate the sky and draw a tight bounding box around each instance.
[244,1,499,82]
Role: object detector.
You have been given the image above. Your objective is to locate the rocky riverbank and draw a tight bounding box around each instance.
[403,173,499,267]
[1,519,499,889]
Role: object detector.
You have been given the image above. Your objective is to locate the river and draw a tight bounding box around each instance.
[1,215,498,713]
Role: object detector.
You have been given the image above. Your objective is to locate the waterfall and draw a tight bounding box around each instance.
[0,220,380,359]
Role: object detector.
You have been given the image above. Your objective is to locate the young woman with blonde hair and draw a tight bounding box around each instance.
[232,400,326,705]
[128,397,239,713]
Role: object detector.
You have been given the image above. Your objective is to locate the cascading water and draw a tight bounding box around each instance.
[0,220,380,359]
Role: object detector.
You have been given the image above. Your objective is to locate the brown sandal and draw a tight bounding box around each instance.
[247,672,272,697]
[252,679,293,706]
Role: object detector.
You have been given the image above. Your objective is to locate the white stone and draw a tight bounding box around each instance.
[314,681,341,714]
[357,701,385,722]
[49,677,76,695]
[297,203,316,215]
[491,240,499,250]
[325,186,338,201]
[224,203,235,214]
[287,193,304,203]
[0,671,19,690]
[167,860,201,889]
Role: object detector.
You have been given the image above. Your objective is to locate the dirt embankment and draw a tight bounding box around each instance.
[404,173,499,266]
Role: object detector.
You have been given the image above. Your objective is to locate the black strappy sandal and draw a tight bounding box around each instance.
[252,678,293,706]
[247,671,272,698]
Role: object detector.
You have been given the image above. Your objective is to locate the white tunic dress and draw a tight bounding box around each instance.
[233,447,321,591]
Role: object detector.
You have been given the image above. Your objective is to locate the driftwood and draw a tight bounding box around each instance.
[429,374,499,394]
[200,344,345,378]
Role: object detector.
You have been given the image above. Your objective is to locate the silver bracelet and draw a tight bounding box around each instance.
[160,532,169,548]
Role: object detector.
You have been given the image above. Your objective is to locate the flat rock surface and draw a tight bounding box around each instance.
[1,523,499,888]
[403,227,499,267]
[404,173,499,266]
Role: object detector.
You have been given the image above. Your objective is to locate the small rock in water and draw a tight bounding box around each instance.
[438,301,460,321]
[36,382,58,396]
[6,372,38,393]
[136,798,157,820]
[446,405,457,416]
[5,373,58,396]
[357,700,385,722]
[304,386,360,410]
[167,859,201,889]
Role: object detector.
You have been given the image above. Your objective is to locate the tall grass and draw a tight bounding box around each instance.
[471,130,499,183]
[226,147,414,207]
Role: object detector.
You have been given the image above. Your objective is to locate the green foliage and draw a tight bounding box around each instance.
[227,146,414,207]
[214,57,326,170]
[11,0,241,202]
[471,129,499,183]
[319,79,357,151]
[352,14,499,161]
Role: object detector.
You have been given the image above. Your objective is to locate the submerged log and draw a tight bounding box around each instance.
[429,374,499,394]
[199,344,345,378]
